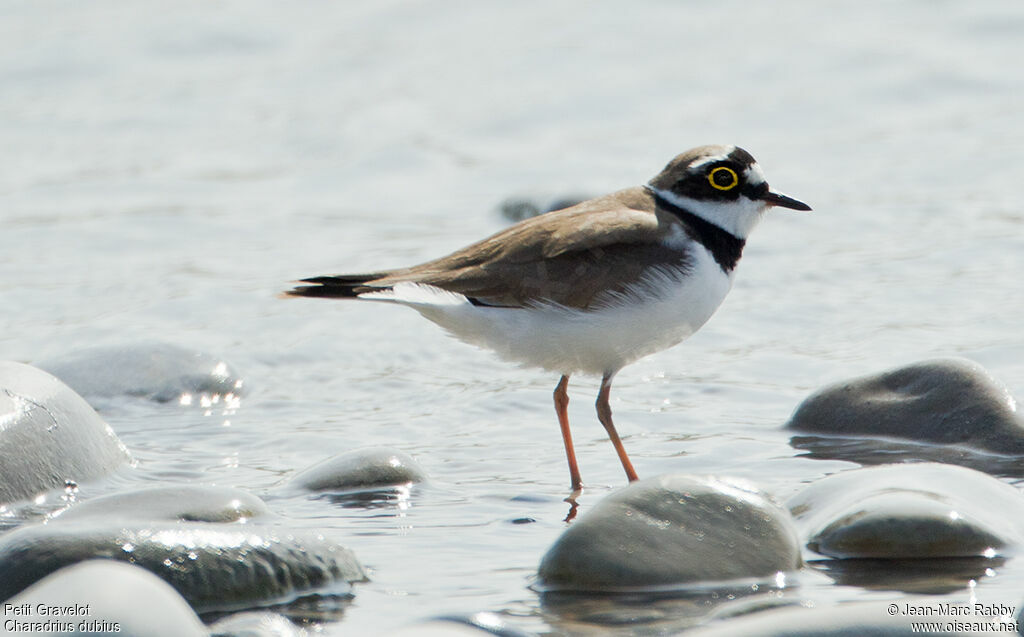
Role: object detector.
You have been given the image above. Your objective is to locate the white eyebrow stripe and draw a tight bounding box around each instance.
[688,146,736,170]
[744,163,767,185]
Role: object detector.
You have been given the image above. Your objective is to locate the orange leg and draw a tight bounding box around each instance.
[554,375,583,491]
[596,372,639,482]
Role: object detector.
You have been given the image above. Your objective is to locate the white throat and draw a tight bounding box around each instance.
[650,187,766,240]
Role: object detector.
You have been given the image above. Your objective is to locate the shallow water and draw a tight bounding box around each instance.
[3,1,1024,634]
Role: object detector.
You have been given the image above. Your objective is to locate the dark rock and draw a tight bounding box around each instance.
[5,560,207,637]
[0,520,367,612]
[787,358,1024,454]
[537,474,802,591]
[54,485,270,523]
[0,361,132,504]
[498,194,590,222]
[787,463,1024,559]
[39,341,245,404]
[289,447,427,492]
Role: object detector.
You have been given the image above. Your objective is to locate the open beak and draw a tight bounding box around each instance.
[762,189,811,211]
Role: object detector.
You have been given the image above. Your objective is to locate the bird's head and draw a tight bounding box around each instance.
[647,145,810,239]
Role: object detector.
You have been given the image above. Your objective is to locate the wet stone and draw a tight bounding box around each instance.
[0,361,132,504]
[537,474,803,591]
[289,447,427,492]
[54,485,270,523]
[0,520,367,613]
[39,341,245,404]
[5,560,207,637]
[787,463,1024,559]
[787,358,1024,455]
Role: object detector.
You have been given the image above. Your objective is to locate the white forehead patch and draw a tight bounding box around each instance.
[744,162,767,186]
[688,146,737,171]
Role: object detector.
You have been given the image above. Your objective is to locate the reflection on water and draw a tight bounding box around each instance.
[540,585,792,634]
[313,484,414,511]
[201,591,356,626]
[789,435,1024,480]
[808,556,1004,596]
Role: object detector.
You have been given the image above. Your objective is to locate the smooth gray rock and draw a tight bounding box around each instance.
[5,560,207,637]
[39,341,245,403]
[54,485,270,523]
[787,358,1024,454]
[0,361,132,504]
[290,447,427,492]
[787,463,1024,559]
[537,474,802,591]
[0,521,367,612]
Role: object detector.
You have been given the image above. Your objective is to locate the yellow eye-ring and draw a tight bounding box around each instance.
[708,166,739,191]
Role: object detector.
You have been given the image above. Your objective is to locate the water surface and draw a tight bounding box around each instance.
[3,1,1024,634]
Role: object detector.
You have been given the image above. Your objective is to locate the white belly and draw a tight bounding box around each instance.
[364,246,733,377]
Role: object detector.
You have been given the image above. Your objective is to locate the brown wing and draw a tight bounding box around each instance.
[288,186,690,310]
[375,187,692,309]
[390,239,692,309]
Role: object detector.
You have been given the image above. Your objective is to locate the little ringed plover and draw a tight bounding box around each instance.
[286,145,810,491]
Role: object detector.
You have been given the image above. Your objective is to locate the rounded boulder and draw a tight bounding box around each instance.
[0,520,367,612]
[538,474,802,591]
[39,341,245,404]
[5,560,207,637]
[54,485,270,523]
[0,361,131,504]
[787,463,1024,558]
[289,447,427,492]
[787,358,1024,454]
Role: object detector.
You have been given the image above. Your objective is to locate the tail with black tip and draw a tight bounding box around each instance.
[285,274,393,299]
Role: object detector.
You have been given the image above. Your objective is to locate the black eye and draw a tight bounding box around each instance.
[707,166,739,191]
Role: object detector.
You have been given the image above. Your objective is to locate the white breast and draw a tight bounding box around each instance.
[362,245,733,377]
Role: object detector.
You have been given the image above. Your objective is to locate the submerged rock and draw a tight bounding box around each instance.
[39,341,245,404]
[787,463,1024,559]
[0,521,366,612]
[787,358,1024,454]
[0,361,131,504]
[54,485,270,523]
[289,447,427,492]
[537,474,802,591]
[6,560,206,637]
[498,194,590,222]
